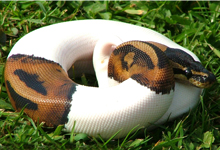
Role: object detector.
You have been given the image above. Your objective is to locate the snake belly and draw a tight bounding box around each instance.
[4,20,203,139]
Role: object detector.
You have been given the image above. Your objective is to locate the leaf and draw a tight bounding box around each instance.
[124,9,145,15]
[70,120,76,143]
[201,131,215,148]
[99,12,112,20]
[208,43,220,58]
[171,15,191,25]
[175,29,197,42]
[209,3,220,22]
[129,139,144,148]
[35,2,47,15]
[20,1,35,10]
[74,133,88,141]
[0,99,13,110]
[83,2,106,16]
[27,19,43,24]
[53,125,64,136]
[152,137,185,150]
[189,10,206,22]
[11,27,18,36]
[56,1,65,7]
[165,17,177,24]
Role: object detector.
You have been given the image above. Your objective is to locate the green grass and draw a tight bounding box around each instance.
[0,1,220,149]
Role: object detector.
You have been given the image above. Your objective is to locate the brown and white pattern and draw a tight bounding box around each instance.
[4,20,215,139]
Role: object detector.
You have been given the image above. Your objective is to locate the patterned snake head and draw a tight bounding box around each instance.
[146,41,216,88]
[171,59,216,88]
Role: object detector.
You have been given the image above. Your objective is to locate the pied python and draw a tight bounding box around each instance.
[4,20,216,139]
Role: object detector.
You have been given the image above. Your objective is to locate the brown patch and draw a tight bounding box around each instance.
[124,52,135,67]
[116,41,160,68]
[108,41,174,94]
[4,54,75,126]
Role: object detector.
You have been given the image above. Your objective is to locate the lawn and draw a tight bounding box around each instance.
[0,1,220,149]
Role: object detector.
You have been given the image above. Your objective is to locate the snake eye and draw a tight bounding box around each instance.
[185,67,192,79]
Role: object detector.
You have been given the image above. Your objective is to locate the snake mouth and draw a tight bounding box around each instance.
[189,66,216,88]
[173,67,216,88]
[190,73,216,88]
[174,71,216,88]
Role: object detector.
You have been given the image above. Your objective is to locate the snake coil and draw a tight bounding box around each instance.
[4,20,216,139]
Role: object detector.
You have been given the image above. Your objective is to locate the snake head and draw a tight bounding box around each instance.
[136,41,216,89]
[185,62,216,88]
[165,48,216,88]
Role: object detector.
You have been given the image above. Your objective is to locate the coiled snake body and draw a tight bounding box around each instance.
[4,20,215,139]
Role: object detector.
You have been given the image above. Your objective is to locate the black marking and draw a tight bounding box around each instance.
[14,69,47,96]
[66,84,77,100]
[164,47,195,68]
[149,85,174,95]
[9,54,61,65]
[113,44,155,70]
[58,83,76,124]
[131,74,149,86]
[6,81,38,110]
[131,74,174,94]
[60,102,71,124]
[143,42,169,69]
[122,60,129,71]
[173,68,186,76]
[8,54,25,61]
[56,69,61,72]
[173,68,192,79]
